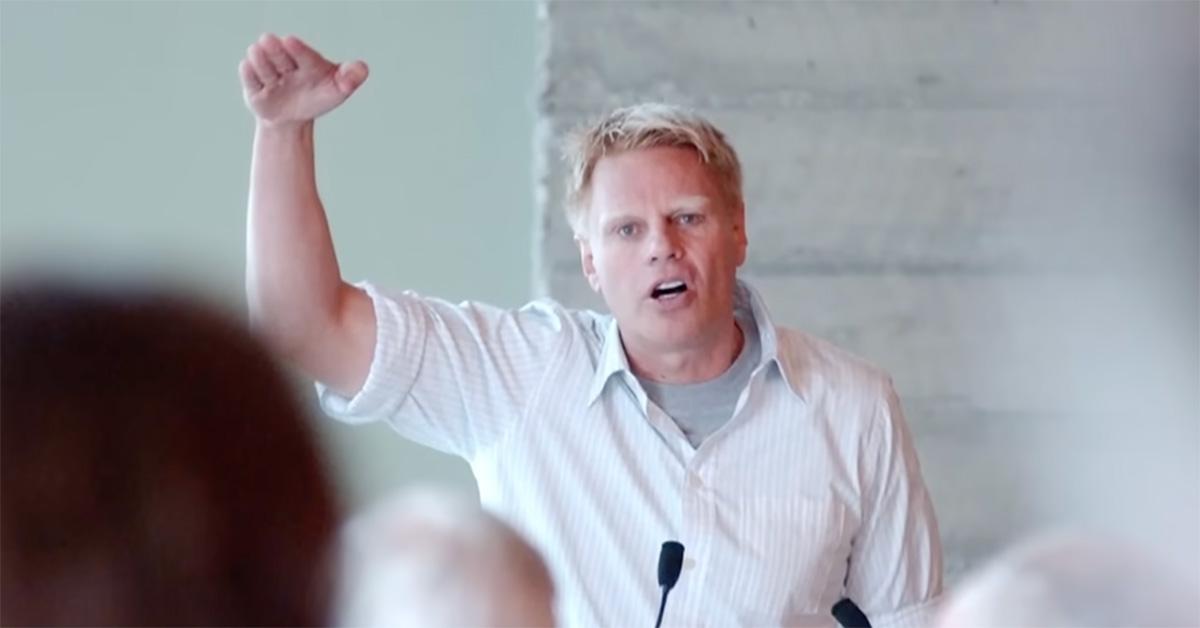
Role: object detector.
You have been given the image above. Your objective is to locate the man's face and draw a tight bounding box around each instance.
[578,146,748,353]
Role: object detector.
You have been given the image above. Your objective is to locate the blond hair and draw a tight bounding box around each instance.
[562,103,743,235]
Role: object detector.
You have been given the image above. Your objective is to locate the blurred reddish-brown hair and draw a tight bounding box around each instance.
[1,279,340,626]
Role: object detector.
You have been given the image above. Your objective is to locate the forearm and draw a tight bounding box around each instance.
[245,121,348,356]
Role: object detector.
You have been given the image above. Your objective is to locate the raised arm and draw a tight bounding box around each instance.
[240,33,374,396]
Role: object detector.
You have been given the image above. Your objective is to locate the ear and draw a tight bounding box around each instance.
[577,235,602,293]
[731,200,748,267]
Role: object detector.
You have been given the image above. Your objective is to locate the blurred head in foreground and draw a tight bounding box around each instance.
[0,279,340,626]
[937,530,1200,628]
[337,489,556,627]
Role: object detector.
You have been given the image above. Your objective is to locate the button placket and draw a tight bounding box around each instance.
[679,451,721,626]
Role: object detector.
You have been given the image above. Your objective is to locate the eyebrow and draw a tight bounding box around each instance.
[673,196,711,210]
[600,214,641,231]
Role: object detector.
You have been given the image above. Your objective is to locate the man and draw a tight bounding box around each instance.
[240,33,942,627]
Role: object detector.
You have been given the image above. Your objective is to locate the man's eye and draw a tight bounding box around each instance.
[616,224,637,237]
[677,213,703,225]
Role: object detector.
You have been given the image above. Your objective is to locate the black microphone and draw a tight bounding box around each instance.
[654,541,685,628]
[831,598,871,628]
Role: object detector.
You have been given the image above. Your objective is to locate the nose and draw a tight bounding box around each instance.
[648,224,682,264]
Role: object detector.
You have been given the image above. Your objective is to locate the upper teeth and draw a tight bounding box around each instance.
[656,280,685,290]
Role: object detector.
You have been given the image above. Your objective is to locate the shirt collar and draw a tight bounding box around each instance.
[585,279,807,406]
[585,312,634,407]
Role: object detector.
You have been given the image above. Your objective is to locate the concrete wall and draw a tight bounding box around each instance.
[536,1,1199,581]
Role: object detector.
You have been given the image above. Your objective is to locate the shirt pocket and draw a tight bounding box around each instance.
[716,495,848,618]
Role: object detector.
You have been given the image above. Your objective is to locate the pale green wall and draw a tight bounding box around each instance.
[1,0,538,508]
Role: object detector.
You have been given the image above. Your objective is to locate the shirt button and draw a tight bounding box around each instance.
[683,557,696,571]
[687,472,702,489]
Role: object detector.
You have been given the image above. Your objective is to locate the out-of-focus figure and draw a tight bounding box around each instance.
[337,489,556,627]
[937,531,1200,628]
[0,280,340,626]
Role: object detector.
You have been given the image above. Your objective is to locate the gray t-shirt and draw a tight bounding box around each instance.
[636,312,762,448]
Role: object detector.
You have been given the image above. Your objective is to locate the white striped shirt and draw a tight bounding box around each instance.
[318,281,943,627]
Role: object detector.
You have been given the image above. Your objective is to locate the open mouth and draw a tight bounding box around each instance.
[651,280,688,300]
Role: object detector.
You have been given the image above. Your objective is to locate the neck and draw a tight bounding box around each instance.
[625,319,744,384]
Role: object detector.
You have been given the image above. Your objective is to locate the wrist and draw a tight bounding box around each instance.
[255,119,314,138]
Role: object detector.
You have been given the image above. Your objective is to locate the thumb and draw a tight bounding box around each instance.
[334,60,369,96]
